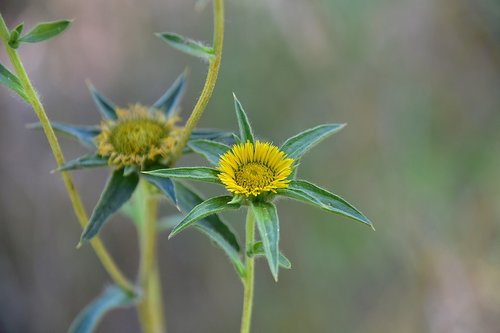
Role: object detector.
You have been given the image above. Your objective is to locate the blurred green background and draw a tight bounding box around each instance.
[1,0,500,332]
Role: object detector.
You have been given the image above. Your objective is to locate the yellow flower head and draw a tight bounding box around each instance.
[218,140,294,197]
[96,104,181,168]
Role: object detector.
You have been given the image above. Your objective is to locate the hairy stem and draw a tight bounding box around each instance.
[241,208,256,333]
[137,180,165,333]
[170,0,224,164]
[0,14,135,295]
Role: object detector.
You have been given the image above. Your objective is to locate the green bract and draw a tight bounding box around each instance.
[143,94,374,280]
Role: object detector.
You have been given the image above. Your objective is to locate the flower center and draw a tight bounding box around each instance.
[109,119,168,155]
[235,162,275,190]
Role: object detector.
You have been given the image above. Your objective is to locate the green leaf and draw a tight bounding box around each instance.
[68,285,137,333]
[233,93,254,144]
[190,128,235,141]
[81,170,139,242]
[27,121,100,149]
[0,63,28,101]
[142,174,176,205]
[57,155,108,172]
[171,181,244,276]
[8,23,24,48]
[187,139,230,165]
[251,202,280,281]
[86,82,117,120]
[156,32,215,60]
[18,20,72,44]
[184,129,236,154]
[142,167,220,184]
[248,241,291,269]
[278,179,373,229]
[278,252,292,269]
[280,124,346,161]
[152,71,187,116]
[169,196,240,238]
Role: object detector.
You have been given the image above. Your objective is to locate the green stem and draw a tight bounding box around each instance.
[137,180,165,333]
[170,0,224,164]
[0,14,135,295]
[241,208,256,333]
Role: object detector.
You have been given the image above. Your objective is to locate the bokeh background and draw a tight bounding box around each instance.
[1,0,500,332]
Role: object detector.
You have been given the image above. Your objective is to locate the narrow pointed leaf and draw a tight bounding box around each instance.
[68,285,137,333]
[184,129,236,154]
[142,174,176,205]
[142,167,220,184]
[0,64,28,101]
[251,202,280,281]
[248,241,291,269]
[81,170,139,241]
[27,121,100,148]
[156,32,215,60]
[278,179,373,229]
[190,128,235,141]
[8,23,24,48]
[152,71,187,116]
[57,155,108,172]
[87,82,117,120]
[169,195,240,238]
[187,139,230,165]
[170,181,244,276]
[281,124,346,160]
[18,20,72,43]
[233,94,254,144]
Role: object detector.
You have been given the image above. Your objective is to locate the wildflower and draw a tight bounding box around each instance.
[218,141,294,197]
[33,73,235,244]
[143,94,373,280]
[96,104,180,169]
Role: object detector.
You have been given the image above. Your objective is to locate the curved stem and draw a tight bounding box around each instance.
[170,0,224,164]
[241,208,256,333]
[137,180,165,333]
[0,14,135,295]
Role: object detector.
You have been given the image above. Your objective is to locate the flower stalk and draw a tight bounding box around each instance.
[0,13,135,295]
[240,208,256,333]
[137,179,165,333]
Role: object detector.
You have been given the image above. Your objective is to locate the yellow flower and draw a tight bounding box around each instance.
[218,140,294,197]
[96,104,181,168]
